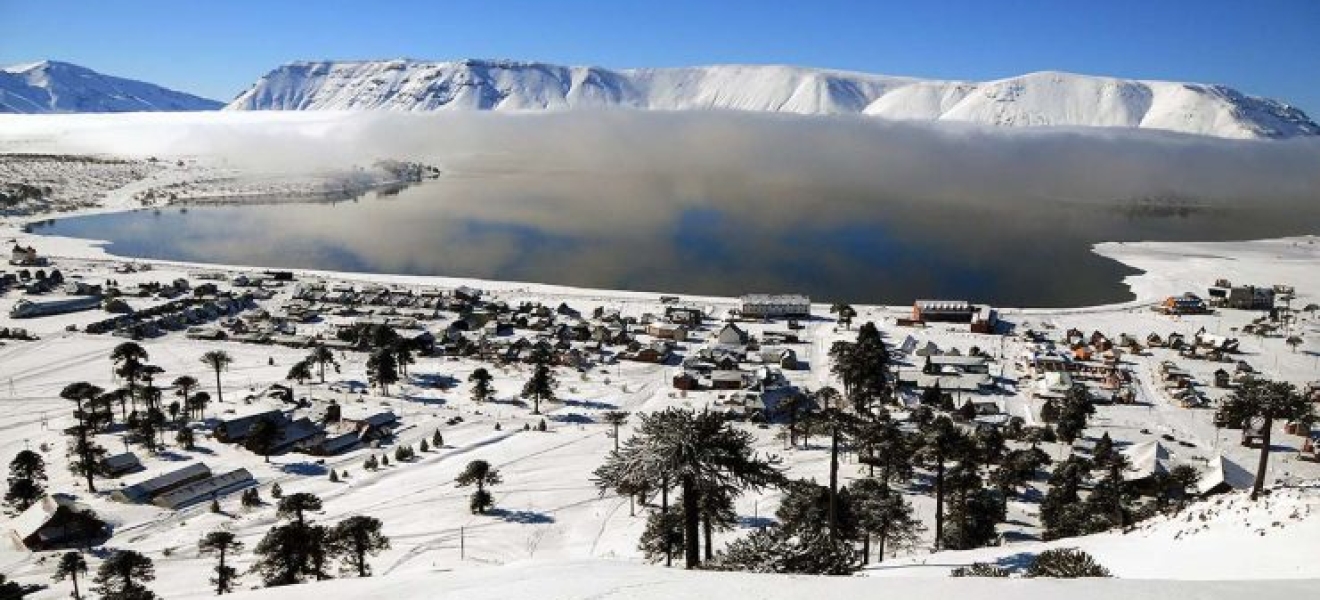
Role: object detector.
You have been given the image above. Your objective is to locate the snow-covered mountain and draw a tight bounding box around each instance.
[226,59,1320,139]
[0,60,222,113]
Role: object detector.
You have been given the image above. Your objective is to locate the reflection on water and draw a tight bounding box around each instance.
[31,175,1320,307]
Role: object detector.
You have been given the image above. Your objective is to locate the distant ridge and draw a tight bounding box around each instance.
[226,58,1320,139]
[0,60,222,114]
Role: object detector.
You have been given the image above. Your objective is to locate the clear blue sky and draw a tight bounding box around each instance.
[3,0,1318,115]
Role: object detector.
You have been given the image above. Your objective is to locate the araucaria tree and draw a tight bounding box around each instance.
[1215,378,1314,500]
[593,408,784,569]
[5,449,47,512]
[255,493,330,586]
[200,350,233,405]
[601,410,630,452]
[1054,385,1095,444]
[64,385,109,492]
[468,368,494,404]
[245,417,280,462]
[851,477,923,563]
[199,530,244,594]
[172,375,198,418]
[93,549,158,600]
[521,353,558,414]
[111,342,149,414]
[286,360,313,397]
[53,551,88,600]
[455,459,502,514]
[827,322,891,412]
[307,344,340,383]
[367,349,399,396]
[328,515,390,577]
[917,415,968,551]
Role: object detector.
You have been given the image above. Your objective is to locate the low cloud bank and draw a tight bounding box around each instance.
[2,110,1317,211]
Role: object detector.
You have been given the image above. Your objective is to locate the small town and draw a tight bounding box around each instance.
[2,230,1318,597]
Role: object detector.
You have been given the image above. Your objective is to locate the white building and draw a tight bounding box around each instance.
[739,294,810,318]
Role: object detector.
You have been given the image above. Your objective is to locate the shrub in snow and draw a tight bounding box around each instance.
[950,562,1010,577]
[1025,548,1112,578]
[713,527,858,575]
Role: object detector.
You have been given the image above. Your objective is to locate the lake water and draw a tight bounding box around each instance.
[30,176,1320,307]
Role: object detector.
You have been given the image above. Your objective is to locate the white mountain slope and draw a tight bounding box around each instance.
[226,59,1320,139]
[0,60,222,114]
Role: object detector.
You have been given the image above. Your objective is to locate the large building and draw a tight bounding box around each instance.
[911,300,998,333]
[9,296,102,318]
[8,494,107,550]
[739,294,810,318]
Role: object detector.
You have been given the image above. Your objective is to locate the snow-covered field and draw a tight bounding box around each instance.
[0,112,1317,599]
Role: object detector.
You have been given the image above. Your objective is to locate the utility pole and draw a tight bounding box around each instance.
[459,527,465,560]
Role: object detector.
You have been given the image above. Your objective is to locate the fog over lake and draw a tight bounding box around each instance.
[28,111,1320,306]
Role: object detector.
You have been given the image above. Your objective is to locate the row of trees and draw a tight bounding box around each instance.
[40,493,389,599]
[59,343,235,492]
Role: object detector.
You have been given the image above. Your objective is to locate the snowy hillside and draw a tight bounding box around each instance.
[226,59,1320,139]
[0,61,222,113]
[190,560,1312,600]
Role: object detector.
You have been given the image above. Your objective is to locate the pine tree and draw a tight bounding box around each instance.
[940,467,1004,550]
[244,418,280,462]
[520,355,558,414]
[592,408,784,569]
[255,494,331,586]
[432,430,444,448]
[1055,385,1095,444]
[601,410,630,452]
[172,375,198,419]
[916,416,968,551]
[270,483,283,499]
[367,350,399,396]
[455,460,502,514]
[773,391,811,448]
[199,350,233,405]
[67,423,107,493]
[277,493,323,526]
[1041,456,1092,540]
[851,478,923,563]
[5,450,47,512]
[63,382,107,492]
[52,551,88,600]
[419,439,429,453]
[468,368,493,403]
[111,343,149,415]
[638,509,685,563]
[198,530,244,594]
[1215,378,1314,500]
[307,344,339,384]
[327,516,390,577]
[176,426,195,450]
[392,339,415,377]
[286,360,313,402]
[774,479,860,542]
[92,550,157,600]
[253,523,327,587]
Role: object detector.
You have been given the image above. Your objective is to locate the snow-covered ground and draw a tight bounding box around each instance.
[0,114,1317,598]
